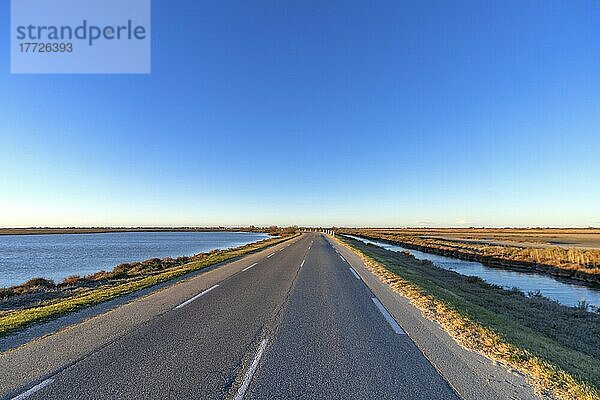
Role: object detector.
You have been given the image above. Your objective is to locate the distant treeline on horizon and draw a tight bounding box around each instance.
[0,226,300,235]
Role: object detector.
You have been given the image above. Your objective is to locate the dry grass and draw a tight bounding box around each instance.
[337,235,600,400]
[352,228,600,246]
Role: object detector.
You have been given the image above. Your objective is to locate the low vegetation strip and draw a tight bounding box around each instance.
[337,235,600,400]
[341,229,600,284]
[0,235,295,337]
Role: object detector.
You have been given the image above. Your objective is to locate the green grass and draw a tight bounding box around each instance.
[339,236,600,400]
[0,235,294,337]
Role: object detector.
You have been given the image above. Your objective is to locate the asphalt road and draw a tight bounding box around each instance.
[5,233,459,400]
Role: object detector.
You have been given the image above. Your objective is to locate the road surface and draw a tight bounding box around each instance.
[1,233,536,400]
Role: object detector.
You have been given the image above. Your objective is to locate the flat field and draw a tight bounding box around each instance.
[384,228,600,249]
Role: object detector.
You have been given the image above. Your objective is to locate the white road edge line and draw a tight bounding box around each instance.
[349,268,361,280]
[234,338,269,400]
[11,379,55,400]
[371,297,406,335]
[242,263,258,272]
[174,285,219,310]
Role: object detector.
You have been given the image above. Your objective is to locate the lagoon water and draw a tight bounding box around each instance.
[0,231,271,288]
[346,235,600,309]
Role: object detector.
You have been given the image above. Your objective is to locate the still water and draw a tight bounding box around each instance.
[0,231,271,288]
[346,235,600,308]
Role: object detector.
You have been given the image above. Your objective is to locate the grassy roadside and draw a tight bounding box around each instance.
[336,235,600,400]
[0,235,295,338]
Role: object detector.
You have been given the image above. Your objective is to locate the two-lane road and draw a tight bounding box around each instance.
[247,235,457,399]
[8,234,458,399]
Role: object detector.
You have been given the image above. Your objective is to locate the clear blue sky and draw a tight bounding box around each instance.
[1,1,599,227]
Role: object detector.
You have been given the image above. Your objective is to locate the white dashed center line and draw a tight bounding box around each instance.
[234,338,269,400]
[174,285,219,310]
[267,253,275,258]
[339,255,346,262]
[243,263,257,272]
